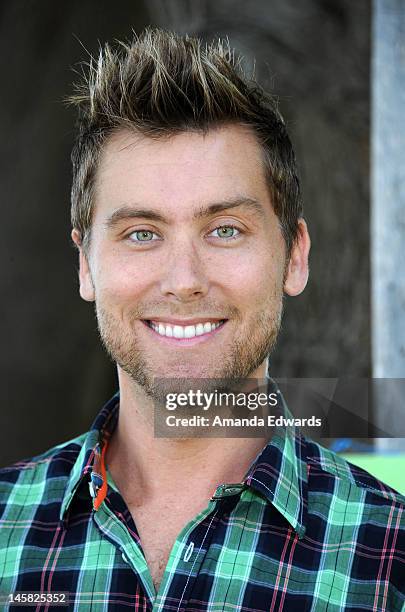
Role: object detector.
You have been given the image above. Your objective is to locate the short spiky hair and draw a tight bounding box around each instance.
[69,28,302,254]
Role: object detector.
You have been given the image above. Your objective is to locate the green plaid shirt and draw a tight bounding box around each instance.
[0,387,404,611]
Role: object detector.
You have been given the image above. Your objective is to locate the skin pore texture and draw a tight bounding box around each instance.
[72,124,310,590]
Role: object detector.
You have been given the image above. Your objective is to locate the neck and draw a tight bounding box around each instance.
[106,362,270,506]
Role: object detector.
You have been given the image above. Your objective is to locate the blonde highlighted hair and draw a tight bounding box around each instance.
[68,28,302,253]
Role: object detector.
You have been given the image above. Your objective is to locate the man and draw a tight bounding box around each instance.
[0,28,404,611]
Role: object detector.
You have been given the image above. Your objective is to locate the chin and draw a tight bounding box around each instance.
[154,364,215,381]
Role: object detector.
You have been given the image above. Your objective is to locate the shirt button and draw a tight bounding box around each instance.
[121,552,128,564]
[183,541,194,562]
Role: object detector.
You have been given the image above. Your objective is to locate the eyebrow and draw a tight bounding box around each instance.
[104,197,265,229]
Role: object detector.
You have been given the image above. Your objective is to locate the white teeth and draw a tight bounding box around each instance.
[196,323,204,336]
[173,325,184,339]
[149,320,224,339]
[184,325,195,339]
[158,323,166,336]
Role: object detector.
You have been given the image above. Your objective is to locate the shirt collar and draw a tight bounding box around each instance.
[244,380,308,539]
[61,378,308,539]
[60,393,119,521]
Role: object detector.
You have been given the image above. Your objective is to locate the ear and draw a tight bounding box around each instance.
[71,229,95,302]
[283,218,311,296]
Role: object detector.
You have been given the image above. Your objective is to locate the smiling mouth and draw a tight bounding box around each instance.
[144,319,227,339]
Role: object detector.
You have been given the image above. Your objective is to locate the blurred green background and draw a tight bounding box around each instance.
[342,453,405,495]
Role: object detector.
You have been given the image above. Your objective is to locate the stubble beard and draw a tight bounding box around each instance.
[95,296,283,406]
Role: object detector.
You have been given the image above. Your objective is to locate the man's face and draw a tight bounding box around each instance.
[73,125,308,401]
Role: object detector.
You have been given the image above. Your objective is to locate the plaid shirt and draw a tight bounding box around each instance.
[0,387,404,611]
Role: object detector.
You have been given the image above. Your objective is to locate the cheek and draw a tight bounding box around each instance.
[92,251,153,305]
[216,247,283,301]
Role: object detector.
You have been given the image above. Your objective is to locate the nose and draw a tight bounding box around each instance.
[160,238,209,302]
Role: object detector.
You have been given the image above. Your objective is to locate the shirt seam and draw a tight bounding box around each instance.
[307,455,405,504]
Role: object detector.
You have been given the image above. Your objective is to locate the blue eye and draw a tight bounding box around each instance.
[211,225,241,239]
[125,224,242,245]
[129,230,158,242]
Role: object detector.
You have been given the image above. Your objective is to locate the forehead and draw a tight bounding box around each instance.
[93,124,271,217]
